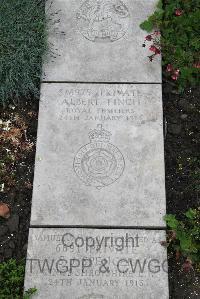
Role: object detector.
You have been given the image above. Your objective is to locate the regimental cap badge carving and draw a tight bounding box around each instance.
[74,124,125,189]
[76,0,130,43]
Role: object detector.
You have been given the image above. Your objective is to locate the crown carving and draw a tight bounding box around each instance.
[89,124,111,142]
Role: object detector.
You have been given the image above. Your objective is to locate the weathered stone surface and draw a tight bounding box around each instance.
[43,0,161,83]
[24,228,169,299]
[31,83,166,226]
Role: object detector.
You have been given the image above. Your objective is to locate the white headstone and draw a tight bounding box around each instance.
[25,228,169,298]
[31,83,166,227]
[43,0,161,82]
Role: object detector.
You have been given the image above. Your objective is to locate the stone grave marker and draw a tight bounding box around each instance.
[25,228,169,298]
[43,0,161,82]
[24,0,169,297]
[31,83,166,227]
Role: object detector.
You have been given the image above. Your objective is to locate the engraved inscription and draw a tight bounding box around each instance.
[74,124,125,189]
[58,86,159,124]
[76,0,130,42]
[25,230,168,298]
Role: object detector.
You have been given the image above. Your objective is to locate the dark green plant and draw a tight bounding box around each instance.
[140,0,200,91]
[140,0,164,32]
[0,0,48,106]
[164,208,200,271]
[0,259,37,299]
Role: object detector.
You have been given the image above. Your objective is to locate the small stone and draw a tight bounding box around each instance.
[7,214,19,233]
[168,124,182,135]
[180,114,188,120]
[0,202,10,218]
[8,104,15,110]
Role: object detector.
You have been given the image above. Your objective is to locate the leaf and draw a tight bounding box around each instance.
[0,202,10,219]
[140,20,154,32]
[164,214,179,229]
[23,288,37,299]
[178,231,194,252]
[185,208,197,220]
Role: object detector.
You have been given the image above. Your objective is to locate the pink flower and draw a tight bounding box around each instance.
[171,74,178,81]
[149,45,160,54]
[149,45,156,52]
[171,69,180,80]
[145,35,152,41]
[166,64,173,72]
[175,9,183,16]
[193,62,200,68]
[174,69,180,75]
[155,48,161,54]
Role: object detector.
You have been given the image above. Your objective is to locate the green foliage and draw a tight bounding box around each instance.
[23,289,38,299]
[164,208,200,268]
[0,0,48,106]
[140,0,200,91]
[140,0,164,32]
[0,259,37,299]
